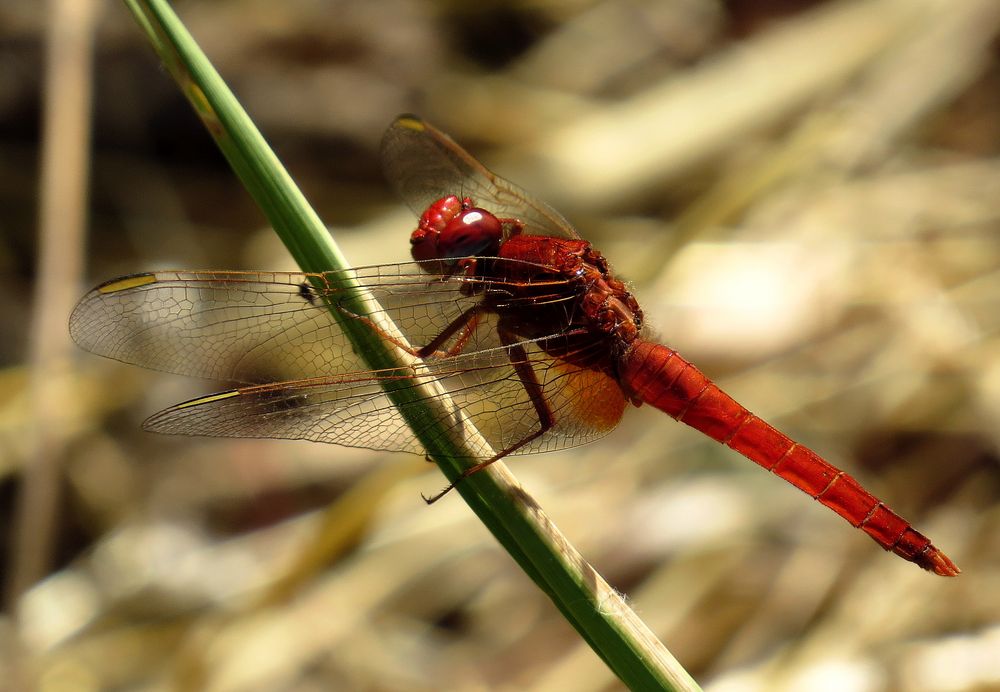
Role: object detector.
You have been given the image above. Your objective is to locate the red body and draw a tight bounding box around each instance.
[408,169,957,577]
[412,197,959,576]
[71,115,958,576]
[620,342,955,574]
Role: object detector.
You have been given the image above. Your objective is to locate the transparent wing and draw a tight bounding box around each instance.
[71,267,626,458]
[143,338,626,459]
[380,114,580,240]
[70,266,540,385]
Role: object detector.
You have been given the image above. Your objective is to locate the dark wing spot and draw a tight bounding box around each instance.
[298,282,318,305]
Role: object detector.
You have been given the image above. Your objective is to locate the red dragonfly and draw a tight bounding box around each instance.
[71,115,958,576]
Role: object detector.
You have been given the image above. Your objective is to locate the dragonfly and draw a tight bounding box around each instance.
[70,115,959,576]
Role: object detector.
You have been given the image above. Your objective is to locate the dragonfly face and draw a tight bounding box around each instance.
[409,194,506,264]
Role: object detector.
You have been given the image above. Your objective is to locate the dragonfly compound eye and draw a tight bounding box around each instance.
[437,208,503,259]
[418,195,464,233]
[411,195,470,263]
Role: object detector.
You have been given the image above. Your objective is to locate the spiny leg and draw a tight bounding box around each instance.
[416,305,483,358]
[423,321,556,503]
[328,304,471,360]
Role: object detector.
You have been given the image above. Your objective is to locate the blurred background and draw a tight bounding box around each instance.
[2,0,999,690]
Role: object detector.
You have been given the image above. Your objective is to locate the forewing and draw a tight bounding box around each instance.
[380,115,580,240]
[69,267,506,385]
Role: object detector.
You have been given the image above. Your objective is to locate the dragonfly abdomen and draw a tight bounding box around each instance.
[620,340,959,576]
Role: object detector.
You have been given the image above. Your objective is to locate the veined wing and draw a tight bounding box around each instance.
[380,115,580,240]
[69,265,578,386]
[143,335,627,459]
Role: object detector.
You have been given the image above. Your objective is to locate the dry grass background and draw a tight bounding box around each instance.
[2,0,999,690]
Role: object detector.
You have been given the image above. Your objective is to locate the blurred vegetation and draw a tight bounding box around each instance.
[2,0,999,690]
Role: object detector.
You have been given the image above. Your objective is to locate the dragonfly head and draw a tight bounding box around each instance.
[411,196,503,265]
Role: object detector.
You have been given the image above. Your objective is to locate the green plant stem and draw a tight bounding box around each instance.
[122,1,700,689]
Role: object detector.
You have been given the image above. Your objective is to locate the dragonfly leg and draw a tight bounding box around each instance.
[422,323,555,504]
[416,305,483,358]
[332,302,482,359]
